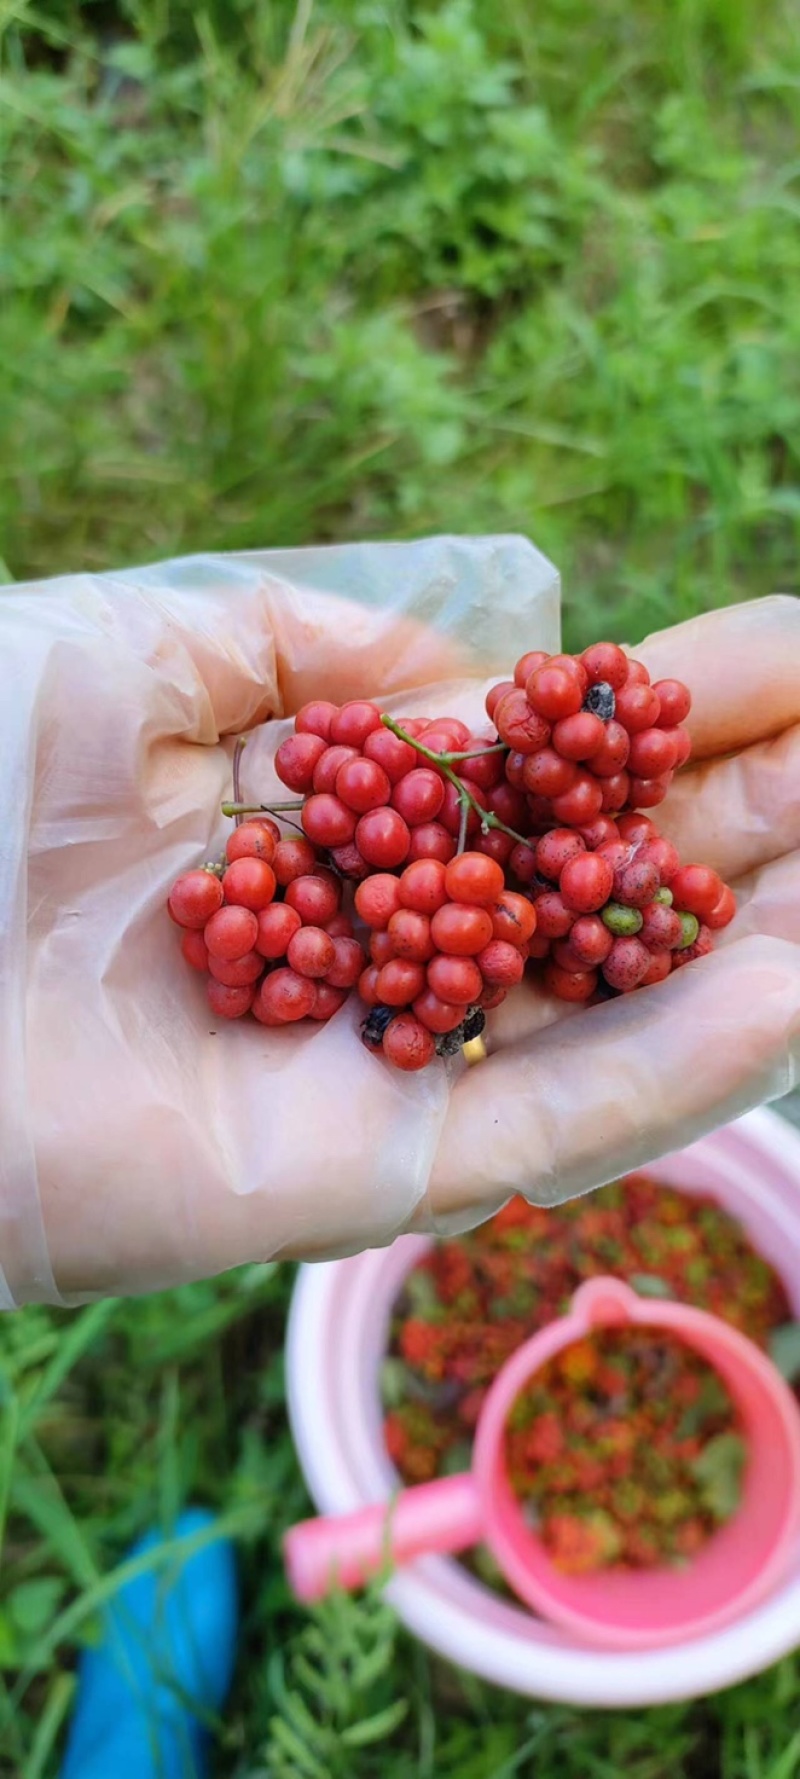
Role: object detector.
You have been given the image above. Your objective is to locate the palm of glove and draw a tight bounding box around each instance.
[7,557,800,1304]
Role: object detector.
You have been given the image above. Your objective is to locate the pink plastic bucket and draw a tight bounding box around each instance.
[286,1110,800,1703]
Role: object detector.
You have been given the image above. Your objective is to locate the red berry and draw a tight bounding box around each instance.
[431,903,494,956]
[602,937,651,992]
[588,720,630,776]
[391,768,445,825]
[249,816,281,844]
[419,718,472,751]
[255,902,302,958]
[399,858,450,915]
[653,679,691,726]
[669,727,693,768]
[376,958,427,1006]
[615,683,661,733]
[526,931,552,960]
[544,962,598,1002]
[628,774,670,810]
[181,929,210,971]
[382,1013,436,1072]
[427,953,483,1004]
[477,830,515,866]
[287,925,337,979]
[627,727,679,778]
[490,891,537,947]
[706,884,736,930]
[439,778,487,838]
[255,967,317,1023]
[504,750,528,789]
[522,748,578,798]
[550,773,603,826]
[326,913,355,938]
[581,642,629,690]
[330,843,369,879]
[285,873,341,926]
[551,711,606,762]
[479,984,508,1009]
[363,726,419,783]
[325,936,365,988]
[551,936,591,973]
[476,940,525,987]
[599,772,631,813]
[329,701,382,748]
[312,744,359,795]
[225,822,277,865]
[356,807,411,869]
[487,781,528,828]
[613,857,660,908]
[508,842,539,885]
[445,852,505,907]
[639,903,683,951]
[534,892,575,939]
[207,979,256,1019]
[641,950,673,986]
[275,732,328,793]
[617,813,656,846]
[369,930,397,967]
[295,699,340,741]
[406,821,457,864]
[578,816,619,852]
[526,664,583,721]
[204,905,259,961]
[514,649,550,687]
[387,909,435,963]
[168,870,224,930]
[222,857,277,912]
[461,737,505,790]
[308,982,348,1021]
[412,989,464,1033]
[336,757,392,814]
[272,837,318,885]
[568,915,614,968]
[494,690,552,753]
[208,948,265,987]
[671,922,714,967]
[669,865,726,922]
[358,964,381,1007]
[355,873,404,929]
[640,837,680,885]
[560,853,614,914]
[302,794,357,848]
[536,829,585,882]
[485,680,516,720]
[625,659,651,685]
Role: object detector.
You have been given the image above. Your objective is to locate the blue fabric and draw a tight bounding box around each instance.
[59,1508,238,1779]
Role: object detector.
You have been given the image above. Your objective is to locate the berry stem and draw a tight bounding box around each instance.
[232,736,246,825]
[380,715,528,847]
[445,743,507,763]
[457,794,469,856]
[221,800,304,817]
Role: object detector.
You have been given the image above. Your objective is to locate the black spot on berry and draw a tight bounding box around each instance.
[583,681,616,722]
[462,1006,487,1044]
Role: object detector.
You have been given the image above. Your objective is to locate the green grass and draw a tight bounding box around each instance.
[2,0,800,1771]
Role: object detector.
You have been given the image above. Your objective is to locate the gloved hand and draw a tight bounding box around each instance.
[2,542,798,1306]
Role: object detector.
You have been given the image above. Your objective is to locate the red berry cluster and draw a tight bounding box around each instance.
[167,639,736,1069]
[354,854,536,1069]
[167,820,365,1026]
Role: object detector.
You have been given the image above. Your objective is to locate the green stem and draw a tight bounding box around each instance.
[232,737,246,825]
[456,794,470,856]
[380,715,527,848]
[221,800,303,818]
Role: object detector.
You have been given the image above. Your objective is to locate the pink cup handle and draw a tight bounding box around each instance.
[284,1472,483,1602]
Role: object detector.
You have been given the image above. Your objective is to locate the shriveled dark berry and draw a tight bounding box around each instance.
[435,1028,467,1057]
[583,682,616,722]
[361,1004,396,1048]
[462,1006,487,1044]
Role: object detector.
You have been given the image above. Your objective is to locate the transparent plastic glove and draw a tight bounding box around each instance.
[1,536,560,1306]
[425,595,800,1232]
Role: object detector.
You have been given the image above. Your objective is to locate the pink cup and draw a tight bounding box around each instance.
[284,1275,800,1649]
